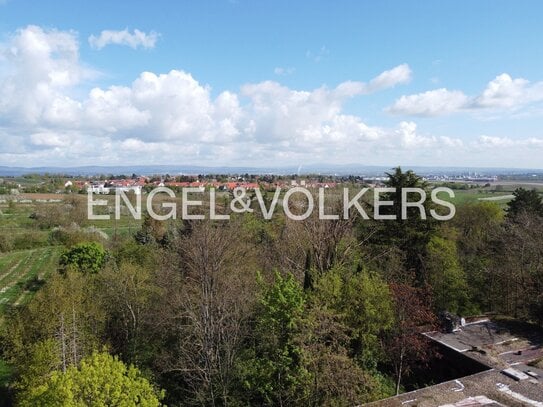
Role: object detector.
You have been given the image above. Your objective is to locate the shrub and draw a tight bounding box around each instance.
[0,234,13,252]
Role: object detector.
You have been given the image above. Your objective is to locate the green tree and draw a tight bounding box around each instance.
[302,302,394,405]
[59,242,107,274]
[425,234,470,315]
[491,212,543,321]
[17,350,164,406]
[452,202,503,312]
[312,266,394,370]
[98,262,159,364]
[3,271,105,380]
[506,188,543,219]
[361,167,438,283]
[237,271,311,406]
[134,214,168,246]
[14,339,61,397]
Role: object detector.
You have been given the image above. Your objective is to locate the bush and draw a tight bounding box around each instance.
[0,234,13,252]
[49,225,108,247]
[59,242,107,274]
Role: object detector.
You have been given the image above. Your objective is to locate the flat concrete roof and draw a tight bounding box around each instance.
[366,319,543,406]
[424,321,517,355]
[365,369,543,406]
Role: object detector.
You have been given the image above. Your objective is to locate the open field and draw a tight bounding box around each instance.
[430,182,543,206]
[0,193,144,239]
[0,247,60,319]
[448,190,514,206]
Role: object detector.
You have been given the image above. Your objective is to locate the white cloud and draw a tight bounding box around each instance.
[30,132,69,147]
[387,88,470,116]
[475,73,543,108]
[475,135,543,149]
[334,64,412,98]
[88,29,159,50]
[366,63,412,92]
[388,73,543,117]
[1,25,543,168]
[0,25,93,126]
[395,121,435,148]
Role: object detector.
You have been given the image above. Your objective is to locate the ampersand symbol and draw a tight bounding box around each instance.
[230,187,253,213]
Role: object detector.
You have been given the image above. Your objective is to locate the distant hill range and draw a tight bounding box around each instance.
[1,164,543,177]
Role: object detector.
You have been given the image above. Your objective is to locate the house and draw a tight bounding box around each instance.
[87,183,110,194]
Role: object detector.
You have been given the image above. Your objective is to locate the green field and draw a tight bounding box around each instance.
[0,247,60,319]
[431,183,543,207]
[447,190,513,205]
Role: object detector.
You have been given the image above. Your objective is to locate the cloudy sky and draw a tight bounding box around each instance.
[1,0,543,169]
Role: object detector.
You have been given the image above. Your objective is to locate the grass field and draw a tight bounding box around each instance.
[0,247,60,319]
[432,183,543,207]
[447,190,513,205]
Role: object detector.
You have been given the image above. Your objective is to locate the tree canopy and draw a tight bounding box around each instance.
[506,187,543,218]
[17,351,164,407]
[59,242,107,274]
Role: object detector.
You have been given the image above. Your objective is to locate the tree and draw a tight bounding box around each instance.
[237,271,311,406]
[425,234,470,315]
[452,202,503,312]
[302,303,393,405]
[134,214,169,246]
[506,188,543,219]
[153,221,256,406]
[361,167,438,284]
[3,271,105,380]
[312,265,394,370]
[491,212,543,320]
[59,242,107,274]
[386,283,436,395]
[17,350,164,406]
[98,262,159,364]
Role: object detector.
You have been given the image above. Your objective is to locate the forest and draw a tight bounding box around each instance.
[1,167,543,406]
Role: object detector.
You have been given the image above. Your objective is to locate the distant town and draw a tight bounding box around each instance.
[1,167,543,197]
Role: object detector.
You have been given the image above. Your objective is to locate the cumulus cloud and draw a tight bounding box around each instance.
[387,88,469,116]
[388,73,543,117]
[0,25,92,126]
[1,25,542,168]
[474,73,543,108]
[88,29,159,50]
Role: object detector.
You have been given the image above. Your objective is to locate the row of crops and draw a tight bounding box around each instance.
[0,247,60,321]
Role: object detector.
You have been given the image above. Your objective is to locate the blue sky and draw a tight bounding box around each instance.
[1,0,543,168]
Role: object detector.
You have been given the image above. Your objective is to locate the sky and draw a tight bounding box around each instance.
[1,0,543,169]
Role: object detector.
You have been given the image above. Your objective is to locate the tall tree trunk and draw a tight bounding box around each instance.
[396,348,404,395]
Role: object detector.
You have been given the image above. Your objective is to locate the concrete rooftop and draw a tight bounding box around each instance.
[367,318,543,406]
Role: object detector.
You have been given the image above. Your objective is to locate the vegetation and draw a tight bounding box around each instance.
[59,242,107,274]
[1,170,543,405]
[17,350,164,406]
